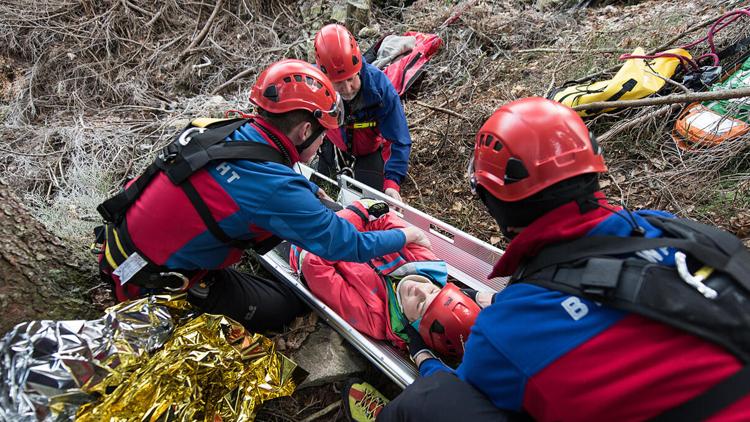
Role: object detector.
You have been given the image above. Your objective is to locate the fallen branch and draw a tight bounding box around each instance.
[597,104,681,143]
[145,7,164,26]
[408,100,448,128]
[120,0,154,18]
[511,47,630,54]
[212,67,255,94]
[178,0,224,61]
[414,100,472,122]
[300,402,340,422]
[572,86,750,112]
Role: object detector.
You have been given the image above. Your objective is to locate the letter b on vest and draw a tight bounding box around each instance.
[561,297,589,321]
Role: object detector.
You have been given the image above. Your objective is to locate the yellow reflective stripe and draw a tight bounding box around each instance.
[352,121,377,129]
[112,229,128,259]
[105,247,119,269]
[103,228,119,269]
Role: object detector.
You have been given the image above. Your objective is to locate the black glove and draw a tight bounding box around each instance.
[402,322,436,363]
[461,288,496,308]
[460,288,479,302]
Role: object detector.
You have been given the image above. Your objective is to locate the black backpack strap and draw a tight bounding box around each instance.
[519,233,750,292]
[162,141,288,184]
[650,365,750,422]
[160,119,290,185]
[645,216,750,287]
[180,180,253,250]
[520,257,642,300]
[97,163,161,223]
[97,119,251,223]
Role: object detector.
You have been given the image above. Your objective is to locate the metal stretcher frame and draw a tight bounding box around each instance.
[258,164,507,388]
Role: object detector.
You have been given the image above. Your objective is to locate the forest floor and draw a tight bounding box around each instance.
[1,0,749,420]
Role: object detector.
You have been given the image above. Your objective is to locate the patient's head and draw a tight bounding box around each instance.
[396,275,481,360]
[397,275,441,323]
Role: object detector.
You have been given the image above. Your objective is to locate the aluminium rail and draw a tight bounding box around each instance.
[258,164,507,388]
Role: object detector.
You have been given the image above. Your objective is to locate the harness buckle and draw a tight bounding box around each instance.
[159,143,181,163]
[159,272,191,292]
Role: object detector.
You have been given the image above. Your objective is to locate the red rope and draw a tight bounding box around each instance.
[225,109,252,118]
[618,52,699,71]
[619,8,750,70]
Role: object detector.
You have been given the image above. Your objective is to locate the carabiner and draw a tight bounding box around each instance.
[160,272,191,292]
[178,127,206,146]
[675,252,717,300]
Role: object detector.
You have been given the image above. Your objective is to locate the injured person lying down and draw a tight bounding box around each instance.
[290,199,481,360]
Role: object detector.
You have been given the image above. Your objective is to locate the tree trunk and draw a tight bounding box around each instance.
[0,180,98,334]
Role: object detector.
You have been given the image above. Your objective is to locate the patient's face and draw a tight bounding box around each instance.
[399,279,441,323]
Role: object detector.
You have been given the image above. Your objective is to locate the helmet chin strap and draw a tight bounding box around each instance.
[295,126,326,155]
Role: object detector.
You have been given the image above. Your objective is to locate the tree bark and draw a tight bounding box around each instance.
[0,179,98,334]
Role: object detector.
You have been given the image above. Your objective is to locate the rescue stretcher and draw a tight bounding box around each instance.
[258,164,507,388]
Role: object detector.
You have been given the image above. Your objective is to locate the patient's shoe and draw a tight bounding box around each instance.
[342,379,389,422]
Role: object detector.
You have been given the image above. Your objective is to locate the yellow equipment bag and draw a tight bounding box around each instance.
[191,117,227,127]
[551,47,692,117]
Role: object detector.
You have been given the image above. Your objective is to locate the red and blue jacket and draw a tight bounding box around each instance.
[325,59,412,192]
[111,117,406,300]
[420,194,750,421]
[289,202,447,349]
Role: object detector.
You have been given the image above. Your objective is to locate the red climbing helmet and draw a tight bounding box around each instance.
[419,283,480,360]
[314,24,363,82]
[250,59,344,129]
[469,97,607,202]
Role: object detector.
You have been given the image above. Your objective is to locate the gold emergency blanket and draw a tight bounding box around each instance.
[0,295,303,421]
[77,313,302,421]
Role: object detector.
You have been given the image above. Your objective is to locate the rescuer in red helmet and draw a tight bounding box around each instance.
[313,24,412,202]
[95,59,430,334]
[343,97,750,422]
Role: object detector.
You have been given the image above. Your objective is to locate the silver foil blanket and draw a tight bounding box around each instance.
[0,295,186,421]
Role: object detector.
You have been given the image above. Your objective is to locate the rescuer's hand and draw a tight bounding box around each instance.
[384,187,403,203]
[400,226,431,249]
[460,289,496,309]
[402,322,436,367]
[316,187,333,202]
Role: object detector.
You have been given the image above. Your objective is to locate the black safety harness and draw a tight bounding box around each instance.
[512,215,750,421]
[95,118,289,290]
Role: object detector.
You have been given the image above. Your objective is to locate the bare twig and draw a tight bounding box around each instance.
[414,100,472,122]
[178,0,225,61]
[572,86,750,112]
[192,56,213,70]
[408,100,449,128]
[212,67,256,94]
[597,104,681,143]
[0,146,62,158]
[645,70,691,94]
[511,47,630,54]
[120,0,154,18]
[145,7,164,27]
[439,0,479,29]
[299,401,341,422]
